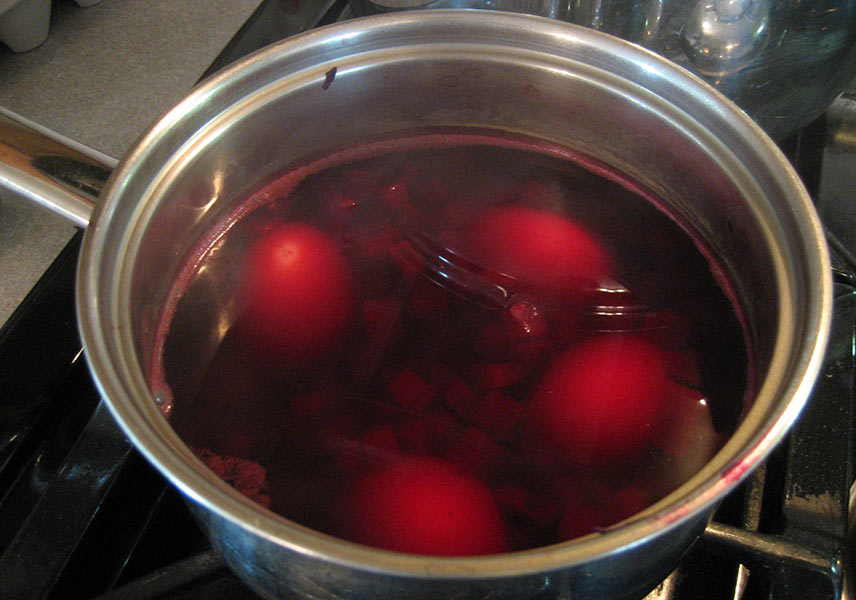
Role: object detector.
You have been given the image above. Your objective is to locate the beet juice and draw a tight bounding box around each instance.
[154,131,748,556]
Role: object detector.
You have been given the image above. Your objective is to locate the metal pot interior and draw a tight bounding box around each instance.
[77,9,830,586]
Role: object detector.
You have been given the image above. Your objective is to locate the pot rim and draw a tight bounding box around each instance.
[76,10,832,578]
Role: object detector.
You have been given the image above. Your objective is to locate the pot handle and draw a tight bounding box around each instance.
[0,107,118,229]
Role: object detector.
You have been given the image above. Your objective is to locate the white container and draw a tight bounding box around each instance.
[0,0,102,52]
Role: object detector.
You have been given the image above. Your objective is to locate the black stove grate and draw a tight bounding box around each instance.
[0,1,853,598]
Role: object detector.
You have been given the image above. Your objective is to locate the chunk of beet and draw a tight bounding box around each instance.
[387,368,436,413]
[396,417,430,454]
[511,339,551,372]
[353,298,403,381]
[320,190,360,229]
[387,240,422,279]
[504,300,548,339]
[340,168,380,197]
[412,176,452,214]
[422,409,461,451]
[473,321,511,361]
[378,180,409,209]
[407,276,450,319]
[194,447,272,508]
[470,361,525,390]
[378,181,419,224]
[443,377,481,421]
[362,297,403,334]
[474,390,525,439]
[425,361,453,392]
[345,223,403,261]
[289,390,333,421]
[318,415,362,472]
[361,424,402,466]
[443,427,504,474]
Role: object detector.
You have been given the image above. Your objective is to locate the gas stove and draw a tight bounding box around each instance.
[0,1,852,598]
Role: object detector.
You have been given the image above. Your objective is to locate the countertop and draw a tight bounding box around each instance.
[0,0,264,327]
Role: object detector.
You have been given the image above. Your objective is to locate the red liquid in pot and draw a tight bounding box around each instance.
[155,132,748,555]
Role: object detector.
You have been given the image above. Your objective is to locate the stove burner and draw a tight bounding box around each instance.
[0,1,853,598]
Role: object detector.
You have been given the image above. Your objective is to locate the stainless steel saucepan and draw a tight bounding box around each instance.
[0,11,831,600]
